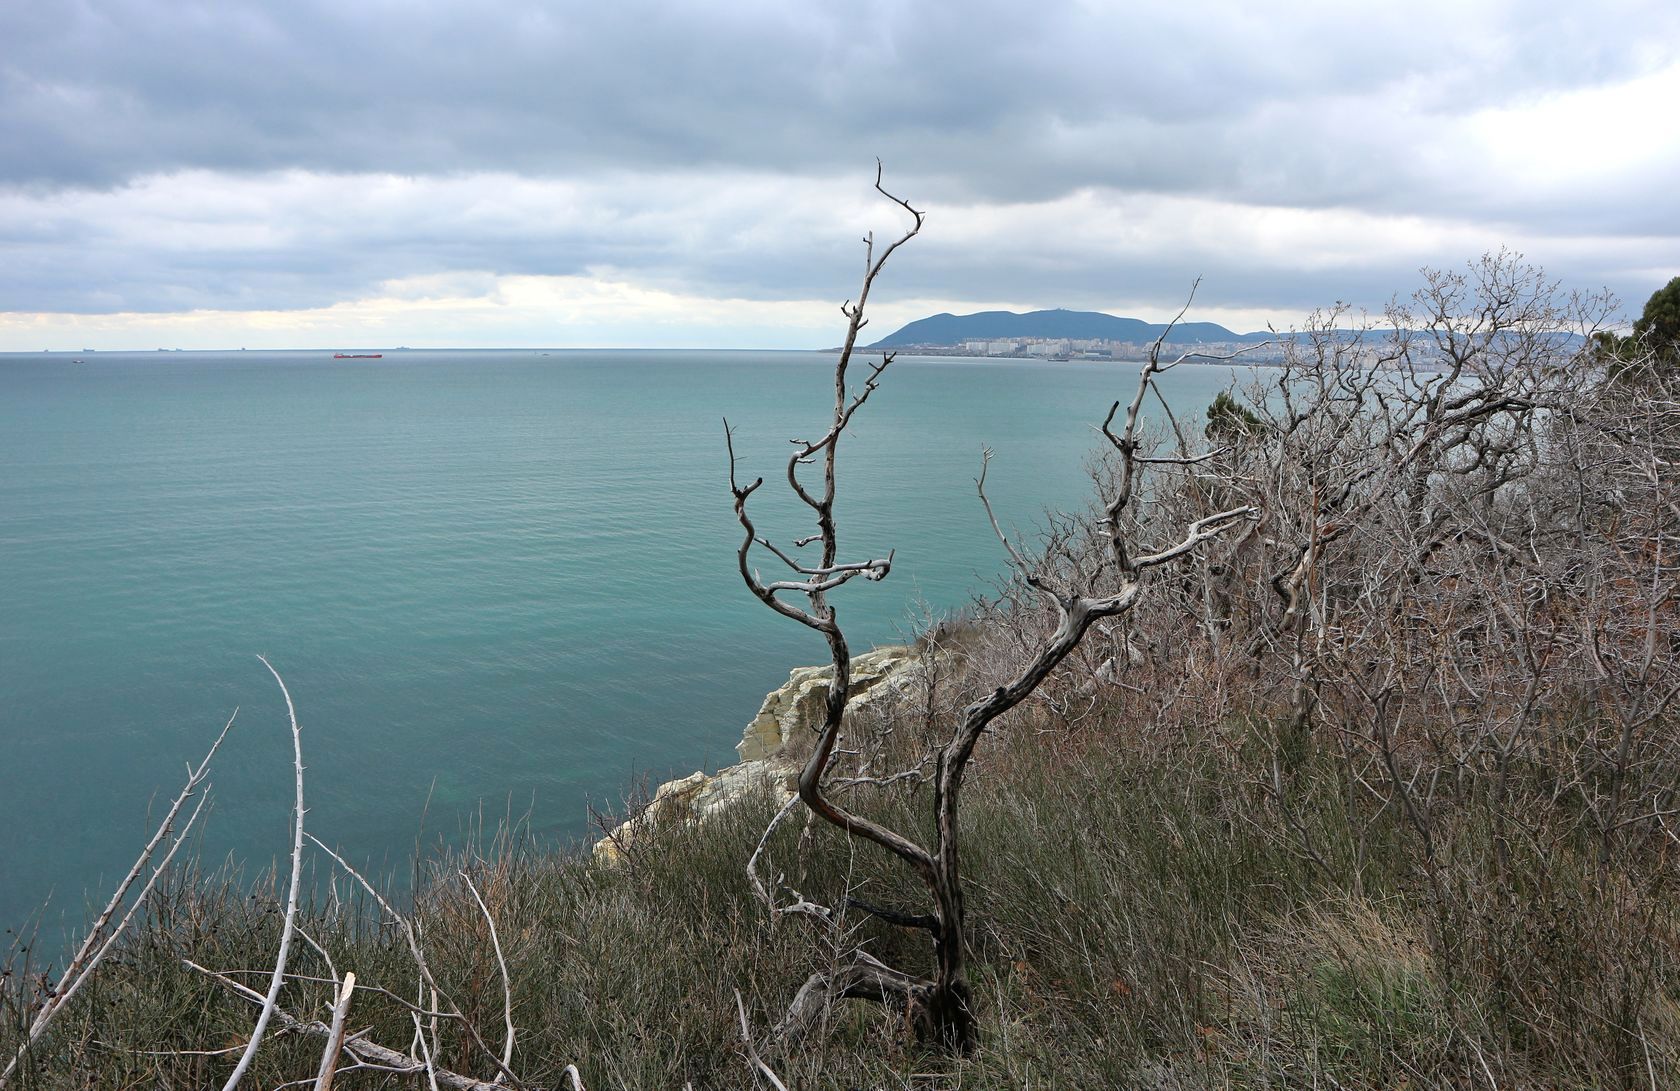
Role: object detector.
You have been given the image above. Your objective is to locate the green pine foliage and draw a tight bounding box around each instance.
[1597,275,1680,379]
[1205,389,1263,441]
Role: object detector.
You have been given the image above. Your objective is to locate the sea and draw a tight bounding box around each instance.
[0,348,1248,945]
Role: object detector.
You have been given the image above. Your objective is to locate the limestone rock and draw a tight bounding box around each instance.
[592,763,794,866]
[736,645,920,761]
[593,644,940,867]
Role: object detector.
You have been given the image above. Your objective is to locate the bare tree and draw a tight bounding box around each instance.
[728,170,1256,1050]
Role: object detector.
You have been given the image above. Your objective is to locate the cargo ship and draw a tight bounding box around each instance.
[333,353,383,359]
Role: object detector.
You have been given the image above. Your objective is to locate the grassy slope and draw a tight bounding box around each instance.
[5,675,1676,1089]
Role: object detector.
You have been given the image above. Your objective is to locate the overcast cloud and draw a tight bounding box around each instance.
[2,0,1676,348]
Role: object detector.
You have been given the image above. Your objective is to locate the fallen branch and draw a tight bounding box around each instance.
[186,961,509,1091]
[305,835,526,1088]
[312,971,356,1091]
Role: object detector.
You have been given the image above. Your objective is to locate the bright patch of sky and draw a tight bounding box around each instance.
[2,0,1675,349]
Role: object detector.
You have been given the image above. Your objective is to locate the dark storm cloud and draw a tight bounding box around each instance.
[5,1,1677,223]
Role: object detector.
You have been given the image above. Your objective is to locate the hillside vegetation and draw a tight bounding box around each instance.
[2,607,1675,1088]
[4,245,1678,1088]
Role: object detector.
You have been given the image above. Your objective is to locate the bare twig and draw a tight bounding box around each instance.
[412,1012,443,1091]
[735,991,791,1091]
[221,656,307,1091]
[312,971,356,1091]
[0,711,235,1088]
[462,872,516,1080]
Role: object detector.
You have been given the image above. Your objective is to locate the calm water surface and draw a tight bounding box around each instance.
[0,348,1247,941]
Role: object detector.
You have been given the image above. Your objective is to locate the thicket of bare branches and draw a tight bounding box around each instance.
[1215,258,1678,893]
[955,253,1680,1071]
[731,209,1677,1068]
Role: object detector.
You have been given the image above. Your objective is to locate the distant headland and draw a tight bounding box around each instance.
[862,307,1277,361]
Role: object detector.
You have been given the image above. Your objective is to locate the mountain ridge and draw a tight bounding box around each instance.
[868,308,1275,348]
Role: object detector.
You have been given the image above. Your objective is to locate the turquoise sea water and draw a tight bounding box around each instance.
[0,348,1246,941]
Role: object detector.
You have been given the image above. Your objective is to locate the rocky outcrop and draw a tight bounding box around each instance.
[593,645,930,866]
[735,644,922,761]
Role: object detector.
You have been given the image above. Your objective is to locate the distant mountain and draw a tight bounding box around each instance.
[868,308,1273,348]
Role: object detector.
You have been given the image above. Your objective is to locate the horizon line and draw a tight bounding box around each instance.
[0,344,846,355]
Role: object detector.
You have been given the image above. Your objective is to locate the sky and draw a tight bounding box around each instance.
[2,0,1677,350]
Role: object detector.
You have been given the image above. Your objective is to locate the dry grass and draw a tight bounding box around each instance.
[5,676,1675,1088]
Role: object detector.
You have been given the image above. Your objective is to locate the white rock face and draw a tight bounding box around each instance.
[593,645,926,866]
[736,645,918,761]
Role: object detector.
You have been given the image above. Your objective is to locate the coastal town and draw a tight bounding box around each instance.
[888,334,1450,368]
[950,336,1291,362]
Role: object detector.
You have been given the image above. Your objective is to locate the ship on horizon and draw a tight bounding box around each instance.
[333,352,383,359]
